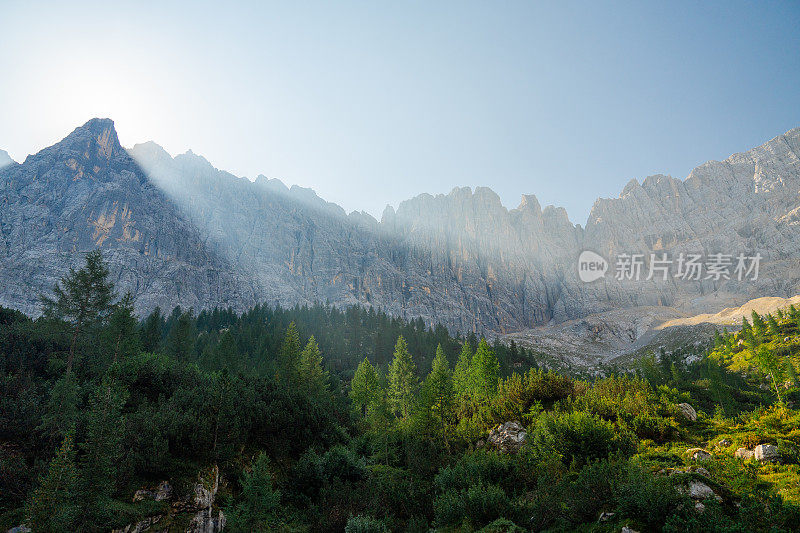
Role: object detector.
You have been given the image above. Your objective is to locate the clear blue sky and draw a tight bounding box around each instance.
[1,1,799,224]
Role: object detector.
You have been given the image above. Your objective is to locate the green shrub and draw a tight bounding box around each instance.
[532,411,636,465]
[323,445,367,482]
[344,514,388,533]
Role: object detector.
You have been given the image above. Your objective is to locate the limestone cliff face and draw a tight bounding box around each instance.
[0,119,256,317]
[581,127,800,314]
[2,119,800,335]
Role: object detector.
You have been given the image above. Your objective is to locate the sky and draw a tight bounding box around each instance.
[1,1,799,225]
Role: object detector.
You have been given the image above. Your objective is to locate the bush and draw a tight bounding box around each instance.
[344,514,388,533]
[322,445,367,482]
[532,411,636,465]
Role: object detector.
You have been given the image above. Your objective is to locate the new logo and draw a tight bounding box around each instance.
[578,250,608,282]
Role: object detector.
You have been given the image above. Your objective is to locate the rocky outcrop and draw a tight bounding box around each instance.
[676,403,697,422]
[735,447,754,460]
[686,448,711,461]
[754,444,780,462]
[486,421,528,453]
[0,149,13,170]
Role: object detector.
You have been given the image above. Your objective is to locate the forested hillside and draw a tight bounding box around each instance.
[2,252,800,532]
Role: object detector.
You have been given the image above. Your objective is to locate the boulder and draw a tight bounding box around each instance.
[686,448,711,461]
[7,525,31,533]
[718,438,732,447]
[754,444,780,463]
[111,516,163,533]
[621,527,640,533]
[676,403,697,422]
[486,421,528,454]
[688,480,716,500]
[188,509,225,533]
[694,501,706,514]
[598,511,615,522]
[194,483,215,509]
[735,448,754,460]
[155,480,172,501]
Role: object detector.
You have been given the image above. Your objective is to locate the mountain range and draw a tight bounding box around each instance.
[2,118,799,359]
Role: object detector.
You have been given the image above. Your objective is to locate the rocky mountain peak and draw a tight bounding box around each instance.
[0,149,14,170]
[61,117,122,159]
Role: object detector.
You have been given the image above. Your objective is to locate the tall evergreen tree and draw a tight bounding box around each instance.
[279,322,301,383]
[755,346,785,404]
[453,341,473,399]
[297,335,329,396]
[27,433,80,532]
[350,357,379,416]
[471,338,500,400]
[165,310,196,361]
[106,292,140,365]
[227,452,281,531]
[388,335,418,418]
[140,306,164,353]
[38,373,80,443]
[80,376,128,521]
[41,249,116,374]
[422,344,454,443]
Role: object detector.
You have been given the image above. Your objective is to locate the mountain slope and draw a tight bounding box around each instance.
[0,119,256,316]
[3,120,800,340]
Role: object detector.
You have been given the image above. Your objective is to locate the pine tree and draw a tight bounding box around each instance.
[751,310,766,338]
[107,292,140,364]
[471,338,500,400]
[41,249,116,374]
[297,335,329,396]
[278,322,301,383]
[38,373,80,443]
[211,330,238,370]
[766,314,780,336]
[227,452,281,531]
[755,346,785,404]
[165,310,196,360]
[350,357,379,415]
[453,341,473,398]
[423,344,454,443]
[140,306,164,352]
[80,376,129,523]
[388,335,418,418]
[27,433,80,532]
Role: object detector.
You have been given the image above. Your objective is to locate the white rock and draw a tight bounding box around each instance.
[754,444,780,462]
[677,403,697,422]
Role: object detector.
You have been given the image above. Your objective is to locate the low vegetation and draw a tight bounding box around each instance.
[1,251,799,531]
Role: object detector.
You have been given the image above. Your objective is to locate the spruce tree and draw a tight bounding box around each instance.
[41,249,116,374]
[423,344,454,442]
[471,338,500,400]
[227,452,281,531]
[39,373,80,443]
[107,292,140,364]
[80,376,129,529]
[453,341,473,399]
[165,310,196,361]
[297,335,329,396]
[27,433,80,532]
[140,306,164,352]
[350,357,379,416]
[388,335,418,418]
[279,322,301,383]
